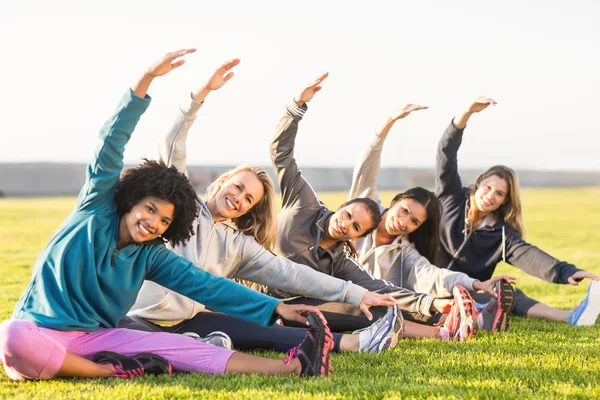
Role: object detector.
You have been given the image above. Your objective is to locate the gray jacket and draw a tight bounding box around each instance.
[128,95,367,325]
[349,133,476,298]
[270,102,435,315]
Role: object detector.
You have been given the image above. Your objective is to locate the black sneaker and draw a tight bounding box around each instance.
[93,351,172,379]
[282,312,333,377]
[479,279,515,332]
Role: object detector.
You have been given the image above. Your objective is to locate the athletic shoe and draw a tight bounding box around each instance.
[568,281,600,326]
[282,311,333,377]
[443,285,476,341]
[93,351,172,379]
[353,305,404,353]
[182,331,233,350]
[478,279,515,332]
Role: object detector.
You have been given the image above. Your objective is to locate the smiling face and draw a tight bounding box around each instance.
[119,196,174,245]
[384,198,427,236]
[474,174,508,214]
[327,202,374,241]
[212,171,265,220]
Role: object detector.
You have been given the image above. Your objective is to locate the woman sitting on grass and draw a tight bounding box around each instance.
[435,96,600,330]
[268,73,477,342]
[122,58,399,355]
[0,49,334,380]
[348,102,516,338]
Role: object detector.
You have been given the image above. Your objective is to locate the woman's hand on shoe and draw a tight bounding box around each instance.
[359,291,397,321]
[275,303,323,326]
[473,275,517,297]
[568,270,600,286]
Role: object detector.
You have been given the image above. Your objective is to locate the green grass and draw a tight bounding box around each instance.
[1,189,599,399]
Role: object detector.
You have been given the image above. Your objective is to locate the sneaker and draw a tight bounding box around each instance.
[182,331,233,350]
[568,281,600,326]
[93,351,172,379]
[478,279,515,332]
[282,311,333,377]
[353,305,403,353]
[443,285,476,341]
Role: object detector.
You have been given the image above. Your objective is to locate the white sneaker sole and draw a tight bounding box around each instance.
[576,281,600,326]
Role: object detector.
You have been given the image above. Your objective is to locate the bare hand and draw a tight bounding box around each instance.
[294,72,329,106]
[359,291,397,321]
[473,275,517,297]
[145,48,197,78]
[204,58,240,91]
[391,104,428,121]
[465,96,497,114]
[431,298,453,314]
[275,303,322,326]
[568,270,600,286]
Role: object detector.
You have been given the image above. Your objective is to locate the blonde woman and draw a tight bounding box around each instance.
[435,97,600,330]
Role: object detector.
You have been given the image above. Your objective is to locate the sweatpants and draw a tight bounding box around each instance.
[470,287,539,316]
[0,319,234,381]
[119,311,344,353]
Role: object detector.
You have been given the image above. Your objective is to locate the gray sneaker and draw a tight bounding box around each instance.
[479,279,515,332]
[354,305,404,354]
[182,331,233,350]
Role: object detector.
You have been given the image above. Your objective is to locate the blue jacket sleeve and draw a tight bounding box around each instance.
[76,89,151,212]
[146,247,281,327]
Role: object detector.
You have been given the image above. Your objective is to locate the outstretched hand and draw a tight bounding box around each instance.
[204,58,240,91]
[473,275,517,297]
[390,104,429,121]
[294,72,329,106]
[359,291,398,321]
[275,303,323,326]
[568,270,600,286]
[465,96,497,114]
[145,48,197,78]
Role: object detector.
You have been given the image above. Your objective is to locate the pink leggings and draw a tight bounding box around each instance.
[0,319,235,380]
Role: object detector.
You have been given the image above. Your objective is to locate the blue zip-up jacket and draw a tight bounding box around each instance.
[12,89,280,332]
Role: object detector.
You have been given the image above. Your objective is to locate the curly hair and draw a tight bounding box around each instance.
[115,159,199,247]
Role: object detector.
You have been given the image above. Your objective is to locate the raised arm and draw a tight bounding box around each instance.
[349,104,428,204]
[270,73,328,210]
[159,58,240,175]
[77,49,196,212]
[434,97,496,199]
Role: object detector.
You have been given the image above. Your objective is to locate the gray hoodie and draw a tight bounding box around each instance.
[128,96,367,325]
[269,101,435,316]
[349,133,476,298]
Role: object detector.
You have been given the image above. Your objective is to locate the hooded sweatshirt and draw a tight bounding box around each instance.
[269,101,435,316]
[434,119,581,283]
[129,95,367,325]
[12,90,280,332]
[349,132,476,298]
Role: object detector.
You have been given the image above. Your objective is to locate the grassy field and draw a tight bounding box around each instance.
[0,189,599,399]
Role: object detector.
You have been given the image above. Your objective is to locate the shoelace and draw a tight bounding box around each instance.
[282,346,299,364]
[114,365,145,379]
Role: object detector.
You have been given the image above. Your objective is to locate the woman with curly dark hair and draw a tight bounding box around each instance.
[0,50,334,381]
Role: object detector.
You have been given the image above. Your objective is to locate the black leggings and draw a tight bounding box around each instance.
[118,311,344,353]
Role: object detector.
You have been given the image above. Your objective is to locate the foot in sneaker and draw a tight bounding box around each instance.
[182,331,233,350]
[477,279,515,332]
[443,285,476,341]
[93,351,172,379]
[568,281,600,326]
[353,305,403,354]
[282,311,333,377]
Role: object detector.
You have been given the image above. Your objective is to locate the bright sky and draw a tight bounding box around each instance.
[1,0,599,171]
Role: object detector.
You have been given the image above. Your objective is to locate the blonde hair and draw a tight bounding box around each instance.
[206,165,277,250]
[466,165,525,237]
